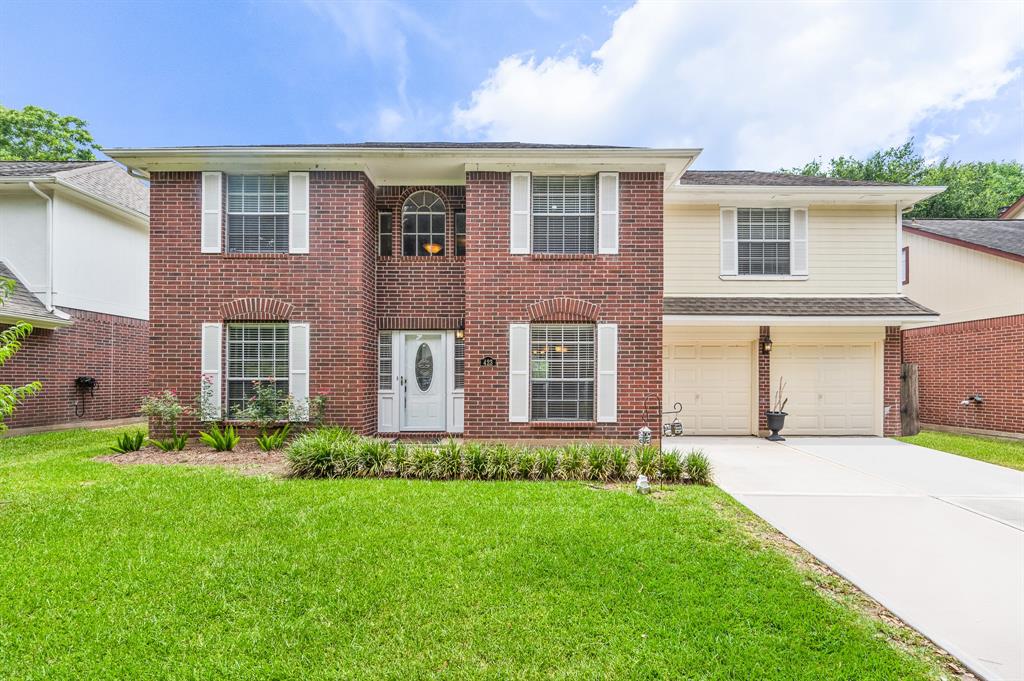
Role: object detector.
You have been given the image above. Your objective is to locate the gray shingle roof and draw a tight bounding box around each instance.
[107,141,640,151]
[0,161,147,216]
[904,219,1024,259]
[678,170,908,187]
[0,262,63,323]
[664,296,937,317]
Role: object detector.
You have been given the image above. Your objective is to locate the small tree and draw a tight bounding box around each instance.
[0,279,42,431]
[0,104,100,161]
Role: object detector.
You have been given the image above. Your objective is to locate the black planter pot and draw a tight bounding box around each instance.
[765,411,788,441]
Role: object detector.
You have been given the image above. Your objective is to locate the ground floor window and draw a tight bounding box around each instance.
[226,323,289,415]
[530,324,594,421]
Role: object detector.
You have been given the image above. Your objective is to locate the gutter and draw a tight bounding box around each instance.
[26,182,54,311]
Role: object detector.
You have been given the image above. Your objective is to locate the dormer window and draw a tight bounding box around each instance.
[402,191,446,256]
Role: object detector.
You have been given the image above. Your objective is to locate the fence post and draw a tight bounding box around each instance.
[901,362,919,436]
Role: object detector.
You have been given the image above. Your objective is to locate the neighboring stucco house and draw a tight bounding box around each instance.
[0,161,149,430]
[902,218,1024,437]
[106,144,939,439]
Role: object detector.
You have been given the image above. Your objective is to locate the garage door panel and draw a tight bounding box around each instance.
[772,342,877,435]
[664,341,752,435]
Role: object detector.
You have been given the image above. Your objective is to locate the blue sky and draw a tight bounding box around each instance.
[2,0,1021,169]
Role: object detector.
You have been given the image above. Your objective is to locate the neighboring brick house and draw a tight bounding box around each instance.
[108,145,939,439]
[0,161,149,430]
[902,218,1024,437]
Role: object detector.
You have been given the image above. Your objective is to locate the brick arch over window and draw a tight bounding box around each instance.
[220,297,295,321]
[527,297,599,322]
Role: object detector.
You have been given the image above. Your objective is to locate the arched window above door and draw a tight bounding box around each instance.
[402,191,446,256]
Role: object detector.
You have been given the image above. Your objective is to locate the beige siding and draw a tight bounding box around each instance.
[903,231,1024,326]
[665,203,899,295]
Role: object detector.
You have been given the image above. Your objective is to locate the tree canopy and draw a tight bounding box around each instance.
[0,104,99,161]
[783,140,1024,219]
[0,279,42,431]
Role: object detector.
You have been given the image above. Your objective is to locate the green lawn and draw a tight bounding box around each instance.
[898,430,1024,471]
[0,429,943,679]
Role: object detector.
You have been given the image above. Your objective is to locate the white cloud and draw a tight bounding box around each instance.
[968,111,1000,136]
[452,1,1023,168]
[922,133,959,163]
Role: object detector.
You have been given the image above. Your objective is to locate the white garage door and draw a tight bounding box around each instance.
[771,343,877,435]
[663,342,753,435]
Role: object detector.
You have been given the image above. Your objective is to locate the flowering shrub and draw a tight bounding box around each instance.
[309,390,329,427]
[140,390,189,434]
[197,375,218,422]
[231,379,293,430]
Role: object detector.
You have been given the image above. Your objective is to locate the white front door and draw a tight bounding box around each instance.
[401,332,446,431]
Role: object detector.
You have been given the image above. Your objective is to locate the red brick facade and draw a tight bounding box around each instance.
[463,171,663,439]
[902,315,1024,435]
[1,309,148,429]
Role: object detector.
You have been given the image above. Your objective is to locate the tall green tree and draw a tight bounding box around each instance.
[0,279,42,431]
[783,140,1024,218]
[0,104,99,161]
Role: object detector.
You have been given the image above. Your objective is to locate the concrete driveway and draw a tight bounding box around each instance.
[666,436,1024,681]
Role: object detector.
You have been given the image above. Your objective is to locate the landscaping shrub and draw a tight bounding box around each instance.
[487,444,515,481]
[110,430,145,454]
[433,439,462,480]
[585,444,612,482]
[516,447,537,480]
[198,423,240,452]
[559,443,586,480]
[658,450,683,482]
[358,438,391,477]
[682,449,713,485]
[608,445,630,481]
[409,444,437,479]
[536,447,559,480]
[150,433,188,452]
[635,445,658,478]
[463,442,487,480]
[285,427,356,478]
[255,424,291,452]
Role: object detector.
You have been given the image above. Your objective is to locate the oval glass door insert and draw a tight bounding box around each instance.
[415,343,433,391]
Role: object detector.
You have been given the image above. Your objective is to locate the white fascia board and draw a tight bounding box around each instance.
[667,184,946,207]
[663,314,939,326]
[0,312,73,329]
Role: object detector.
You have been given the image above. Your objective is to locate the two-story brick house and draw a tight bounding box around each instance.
[107,144,940,439]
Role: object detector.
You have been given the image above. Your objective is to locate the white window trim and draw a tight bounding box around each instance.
[725,205,808,280]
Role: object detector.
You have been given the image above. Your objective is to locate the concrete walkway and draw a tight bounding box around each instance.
[666,436,1024,681]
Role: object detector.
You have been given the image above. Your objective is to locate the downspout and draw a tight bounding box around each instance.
[27,181,54,311]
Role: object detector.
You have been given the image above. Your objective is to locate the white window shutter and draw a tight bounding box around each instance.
[508,323,530,422]
[201,172,222,253]
[289,172,310,254]
[598,172,619,254]
[720,207,738,275]
[200,323,222,419]
[510,172,531,254]
[596,323,618,423]
[791,207,809,275]
[289,322,310,421]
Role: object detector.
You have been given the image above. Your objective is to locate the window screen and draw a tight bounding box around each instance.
[226,175,289,254]
[530,324,595,421]
[532,176,597,254]
[738,208,791,275]
[226,324,289,415]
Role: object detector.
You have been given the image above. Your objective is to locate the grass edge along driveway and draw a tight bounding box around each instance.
[0,428,955,679]
[899,429,1024,471]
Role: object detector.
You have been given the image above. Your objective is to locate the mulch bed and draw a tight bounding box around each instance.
[96,441,289,476]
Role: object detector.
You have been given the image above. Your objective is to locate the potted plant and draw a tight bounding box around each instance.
[766,377,788,441]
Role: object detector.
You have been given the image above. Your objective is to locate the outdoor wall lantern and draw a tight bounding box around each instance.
[761,338,773,354]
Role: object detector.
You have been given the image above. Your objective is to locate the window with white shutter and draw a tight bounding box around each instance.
[737,208,791,275]
[530,324,595,421]
[226,175,290,254]
[532,176,597,254]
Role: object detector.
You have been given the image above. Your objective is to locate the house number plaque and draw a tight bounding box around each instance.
[480,356,497,367]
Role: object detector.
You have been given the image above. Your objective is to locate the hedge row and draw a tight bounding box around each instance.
[285,428,712,484]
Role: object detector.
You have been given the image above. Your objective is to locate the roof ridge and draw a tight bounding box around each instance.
[52,161,117,180]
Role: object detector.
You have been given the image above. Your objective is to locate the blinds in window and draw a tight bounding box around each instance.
[532,176,597,254]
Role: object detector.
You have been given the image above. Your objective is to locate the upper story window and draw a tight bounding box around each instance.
[738,208,790,275]
[226,175,290,254]
[455,210,466,257]
[532,176,597,254]
[379,211,393,257]
[402,191,445,256]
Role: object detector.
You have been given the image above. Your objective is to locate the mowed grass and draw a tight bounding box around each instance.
[899,429,1024,471]
[0,429,940,680]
